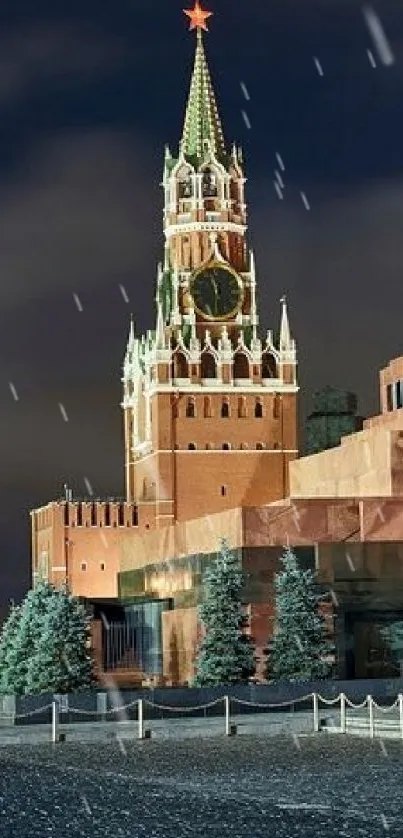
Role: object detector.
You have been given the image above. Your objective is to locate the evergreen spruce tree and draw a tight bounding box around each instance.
[266,546,334,683]
[3,579,57,695]
[26,586,93,694]
[0,603,23,694]
[193,539,255,686]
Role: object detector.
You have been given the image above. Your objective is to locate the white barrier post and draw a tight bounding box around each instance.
[399,694,403,740]
[367,695,374,738]
[51,700,59,744]
[340,693,346,734]
[313,693,319,733]
[224,696,231,736]
[138,699,144,740]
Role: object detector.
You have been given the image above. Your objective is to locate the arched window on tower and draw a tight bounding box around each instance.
[221,399,230,418]
[202,167,218,198]
[201,352,217,379]
[233,352,250,380]
[178,172,193,199]
[172,351,189,380]
[186,397,196,418]
[262,351,277,379]
[255,399,263,418]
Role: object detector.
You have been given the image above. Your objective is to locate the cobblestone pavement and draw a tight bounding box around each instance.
[0,734,402,837]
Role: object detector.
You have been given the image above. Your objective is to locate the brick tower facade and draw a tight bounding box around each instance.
[122,5,298,526]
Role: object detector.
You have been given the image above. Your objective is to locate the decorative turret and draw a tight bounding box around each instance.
[180,26,226,162]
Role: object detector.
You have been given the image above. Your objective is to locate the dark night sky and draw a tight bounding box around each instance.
[1,0,403,603]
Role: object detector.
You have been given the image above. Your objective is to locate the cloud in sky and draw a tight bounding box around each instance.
[0,129,156,310]
[0,23,129,104]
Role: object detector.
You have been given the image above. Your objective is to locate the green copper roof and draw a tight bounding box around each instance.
[180,30,226,161]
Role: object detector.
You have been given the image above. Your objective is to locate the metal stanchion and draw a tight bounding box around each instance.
[399,694,403,740]
[138,699,144,740]
[340,693,346,733]
[51,700,59,744]
[367,695,374,738]
[313,693,319,733]
[224,696,231,736]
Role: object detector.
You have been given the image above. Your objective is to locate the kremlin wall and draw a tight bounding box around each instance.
[30,6,403,688]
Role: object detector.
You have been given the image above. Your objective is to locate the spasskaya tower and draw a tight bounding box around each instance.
[122,1,298,526]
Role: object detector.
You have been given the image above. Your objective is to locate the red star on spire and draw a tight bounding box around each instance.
[183,1,213,32]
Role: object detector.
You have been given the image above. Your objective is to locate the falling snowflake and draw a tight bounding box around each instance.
[84,476,93,496]
[117,735,127,756]
[81,795,92,815]
[9,382,19,401]
[99,530,109,549]
[274,181,283,200]
[345,552,356,572]
[58,403,69,422]
[276,152,285,172]
[367,48,377,68]
[240,81,250,100]
[313,57,324,76]
[294,635,303,652]
[363,6,394,66]
[241,110,251,129]
[300,192,310,211]
[100,611,110,631]
[119,284,129,304]
[379,739,388,757]
[330,589,339,608]
[73,293,83,312]
[274,170,284,189]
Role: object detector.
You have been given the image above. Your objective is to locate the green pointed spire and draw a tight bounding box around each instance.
[180,29,226,162]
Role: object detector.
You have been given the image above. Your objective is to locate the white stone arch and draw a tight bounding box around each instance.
[200,344,219,379]
[171,155,196,205]
[233,347,251,379]
[171,344,191,380]
[261,348,278,379]
[199,156,227,202]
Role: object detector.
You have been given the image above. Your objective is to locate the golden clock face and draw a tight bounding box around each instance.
[190,263,243,320]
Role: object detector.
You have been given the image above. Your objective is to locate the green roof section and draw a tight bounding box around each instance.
[180,29,226,162]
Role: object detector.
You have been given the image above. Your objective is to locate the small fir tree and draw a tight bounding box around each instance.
[193,539,255,686]
[0,603,23,694]
[266,546,334,683]
[3,579,57,695]
[26,586,93,694]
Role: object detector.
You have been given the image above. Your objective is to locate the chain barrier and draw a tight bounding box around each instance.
[14,703,54,720]
[344,696,369,710]
[371,697,400,712]
[231,693,314,710]
[68,699,139,717]
[316,694,342,706]
[5,692,403,723]
[143,697,224,713]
